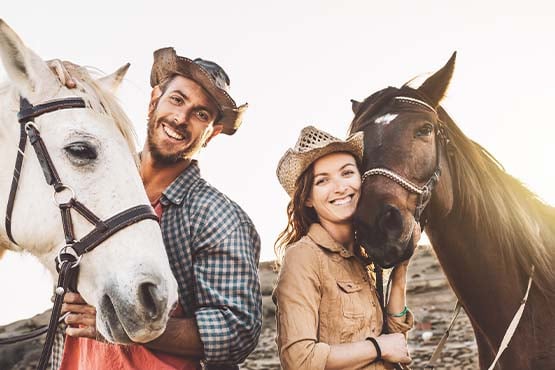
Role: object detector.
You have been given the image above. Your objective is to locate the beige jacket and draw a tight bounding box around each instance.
[273,223,413,370]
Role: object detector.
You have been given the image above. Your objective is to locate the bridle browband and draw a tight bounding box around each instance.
[360,96,446,225]
[0,96,158,370]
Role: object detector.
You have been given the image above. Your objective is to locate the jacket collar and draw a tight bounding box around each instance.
[307,223,354,258]
[161,160,201,206]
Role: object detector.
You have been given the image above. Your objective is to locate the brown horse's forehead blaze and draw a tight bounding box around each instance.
[363,109,437,159]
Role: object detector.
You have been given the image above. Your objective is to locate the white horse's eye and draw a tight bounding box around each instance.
[64,142,98,164]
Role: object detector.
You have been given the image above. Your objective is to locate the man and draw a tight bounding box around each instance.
[52,47,262,370]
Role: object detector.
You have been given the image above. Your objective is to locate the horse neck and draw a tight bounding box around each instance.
[425,147,555,346]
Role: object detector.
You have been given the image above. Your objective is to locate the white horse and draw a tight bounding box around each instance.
[0,20,178,344]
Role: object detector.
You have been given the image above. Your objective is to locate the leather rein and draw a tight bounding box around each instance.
[0,96,158,370]
[359,96,534,369]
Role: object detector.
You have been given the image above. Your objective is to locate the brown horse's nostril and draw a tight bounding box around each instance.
[378,205,403,238]
[138,282,166,321]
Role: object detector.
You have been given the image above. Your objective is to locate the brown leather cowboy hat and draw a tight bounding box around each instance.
[150,47,247,135]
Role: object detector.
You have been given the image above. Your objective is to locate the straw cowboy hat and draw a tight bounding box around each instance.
[277,126,364,196]
[150,47,248,135]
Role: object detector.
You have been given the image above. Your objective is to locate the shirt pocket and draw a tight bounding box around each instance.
[336,280,366,318]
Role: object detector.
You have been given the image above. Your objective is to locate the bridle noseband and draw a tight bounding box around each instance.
[360,96,446,226]
[1,96,158,370]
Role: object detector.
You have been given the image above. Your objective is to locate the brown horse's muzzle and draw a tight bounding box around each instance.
[355,202,418,268]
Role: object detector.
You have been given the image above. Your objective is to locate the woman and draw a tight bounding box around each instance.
[273,126,413,370]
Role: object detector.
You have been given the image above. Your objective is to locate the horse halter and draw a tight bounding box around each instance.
[1,96,158,370]
[360,96,446,225]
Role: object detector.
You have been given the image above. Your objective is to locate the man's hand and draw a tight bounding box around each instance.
[47,59,78,88]
[61,292,103,341]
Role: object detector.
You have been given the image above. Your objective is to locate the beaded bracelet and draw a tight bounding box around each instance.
[387,305,409,317]
[365,336,381,361]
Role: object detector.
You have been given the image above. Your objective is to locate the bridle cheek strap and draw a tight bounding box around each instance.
[5,96,87,244]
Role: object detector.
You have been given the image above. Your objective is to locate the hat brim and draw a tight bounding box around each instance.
[150,47,247,135]
[277,131,364,196]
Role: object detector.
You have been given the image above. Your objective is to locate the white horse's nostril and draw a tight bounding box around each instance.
[138,282,167,321]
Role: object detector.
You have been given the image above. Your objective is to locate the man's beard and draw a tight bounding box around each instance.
[146,115,206,165]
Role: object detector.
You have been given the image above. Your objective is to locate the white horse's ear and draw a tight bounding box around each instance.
[0,19,59,98]
[97,63,130,93]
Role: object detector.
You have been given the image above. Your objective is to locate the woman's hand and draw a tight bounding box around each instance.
[376,333,412,364]
[61,292,104,341]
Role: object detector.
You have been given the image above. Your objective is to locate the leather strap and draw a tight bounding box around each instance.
[424,301,463,369]
[18,97,86,124]
[70,205,158,256]
[5,122,27,244]
[37,261,78,370]
[26,123,63,189]
[72,199,103,225]
[5,97,87,244]
[425,269,534,369]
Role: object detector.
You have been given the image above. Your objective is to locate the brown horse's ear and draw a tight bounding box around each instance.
[418,52,457,107]
[351,99,362,115]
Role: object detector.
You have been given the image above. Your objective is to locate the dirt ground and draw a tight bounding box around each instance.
[243,245,478,370]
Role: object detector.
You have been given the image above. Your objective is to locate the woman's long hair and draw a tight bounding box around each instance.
[274,164,319,263]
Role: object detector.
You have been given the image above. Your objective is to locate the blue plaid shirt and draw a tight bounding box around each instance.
[159,161,262,368]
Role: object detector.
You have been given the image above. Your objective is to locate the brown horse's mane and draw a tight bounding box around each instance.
[349,85,555,297]
[439,106,555,297]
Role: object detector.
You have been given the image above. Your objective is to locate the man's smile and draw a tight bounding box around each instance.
[161,122,187,141]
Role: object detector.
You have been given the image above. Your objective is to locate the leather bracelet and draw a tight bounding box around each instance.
[366,336,381,362]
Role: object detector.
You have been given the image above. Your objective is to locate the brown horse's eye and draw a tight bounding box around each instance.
[416,123,434,137]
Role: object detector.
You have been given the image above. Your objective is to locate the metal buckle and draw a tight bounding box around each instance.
[53,185,76,206]
[24,121,39,134]
[56,244,82,270]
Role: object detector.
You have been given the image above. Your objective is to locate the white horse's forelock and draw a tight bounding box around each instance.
[63,66,140,165]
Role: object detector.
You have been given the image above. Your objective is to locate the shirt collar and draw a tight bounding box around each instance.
[161,160,201,206]
[307,223,354,258]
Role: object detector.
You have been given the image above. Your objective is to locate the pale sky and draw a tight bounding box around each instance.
[1,1,554,324]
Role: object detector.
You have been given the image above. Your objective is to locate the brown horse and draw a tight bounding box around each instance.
[349,53,555,369]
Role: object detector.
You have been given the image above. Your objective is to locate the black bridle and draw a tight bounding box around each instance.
[0,96,158,370]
